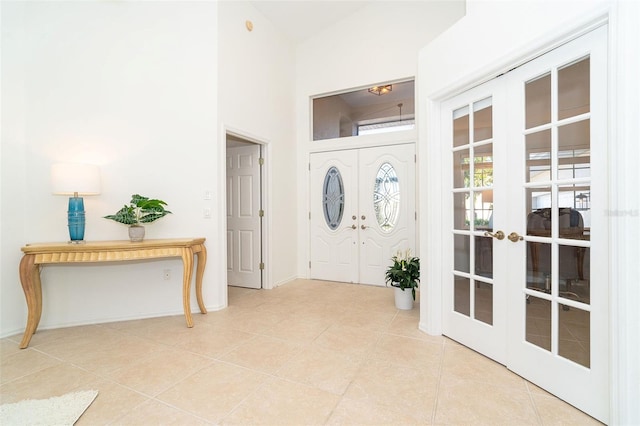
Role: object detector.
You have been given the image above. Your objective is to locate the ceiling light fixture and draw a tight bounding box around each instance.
[368,84,392,96]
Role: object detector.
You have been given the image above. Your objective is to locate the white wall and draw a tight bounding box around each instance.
[218,1,297,287]
[1,1,220,337]
[296,0,465,276]
[418,0,639,423]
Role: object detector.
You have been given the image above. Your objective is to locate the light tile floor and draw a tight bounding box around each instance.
[1,279,601,425]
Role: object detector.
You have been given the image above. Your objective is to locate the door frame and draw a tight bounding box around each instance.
[419,5,640,424]
[223,125,272,290]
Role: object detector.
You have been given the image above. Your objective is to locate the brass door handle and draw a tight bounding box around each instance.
[484,230,505,240]
[346,225,356,230]
[361,225,369,230]
[508,232,524,242]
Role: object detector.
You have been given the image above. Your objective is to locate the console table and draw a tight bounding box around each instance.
[18,238,207,349]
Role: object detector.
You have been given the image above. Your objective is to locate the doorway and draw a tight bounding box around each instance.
[309,144,416,285]
[226,134,264,289]
[440,26,608,422]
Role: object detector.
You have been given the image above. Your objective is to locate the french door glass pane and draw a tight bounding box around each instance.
[453,106,470,147]
[526,295,551,351]
[475,236,493,279]
[474,99,493,142]
[454,275,470,316]
[526,187,552,235]
[525,72,551,129]
[559,245,590,304]
[527,242,551,291]
[558,57,590,119]
[559,304,590,367]
[558,120,590,179]
[454,234,470,273]
[526,130,551,183]
[454,192,471,230]
[453,149,470,188]
[475,281,493,325]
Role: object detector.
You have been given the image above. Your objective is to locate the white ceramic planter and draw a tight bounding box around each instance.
[128,225,145,242]
[394,286,414,310]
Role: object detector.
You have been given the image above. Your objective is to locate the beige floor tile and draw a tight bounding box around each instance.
[531,392,603,425]
[173,323,255,358]
[75,379,149,425]
[435,375,539,425]
[312,323,381,361]
[343,358,438,423]
[327,396,426,425]
[111,399,210,425]
[0,363,100,404]
[0,348,61,385]
[276,347,363,395]
[157,360,269,423]
[106,347,214,396]
[372,333,443,372]
[219,335,302,374]
[441,342,529,391]
[263,315,332,344]
[220,376,340,425]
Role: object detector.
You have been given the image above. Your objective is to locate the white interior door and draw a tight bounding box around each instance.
[441,26,608,422]
[505,25,608,422]
[227,144,262,289]
[309,144,416,285]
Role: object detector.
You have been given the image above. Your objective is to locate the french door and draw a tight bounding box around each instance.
[309,144,416,285]
[442,26,608,422]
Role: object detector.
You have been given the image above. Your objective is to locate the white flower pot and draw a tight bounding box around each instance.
[128,225,145,242]
[394,286,414,310]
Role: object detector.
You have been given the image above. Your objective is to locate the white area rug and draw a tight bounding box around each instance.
[0,390,98,426]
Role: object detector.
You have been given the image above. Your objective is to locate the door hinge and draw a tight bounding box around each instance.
[259,209,264,217]
[308,163,311,171]
[308,261,311,269]
[309,211,311,220]
[259,157,264,166]
[259,262,265,270]
[415,211,417,220]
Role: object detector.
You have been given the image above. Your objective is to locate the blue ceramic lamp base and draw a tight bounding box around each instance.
[67,196,86,243]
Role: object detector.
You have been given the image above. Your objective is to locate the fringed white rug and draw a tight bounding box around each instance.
[0,390,98,426]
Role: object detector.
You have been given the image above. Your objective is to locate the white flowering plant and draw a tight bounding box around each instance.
[384,249,420,300]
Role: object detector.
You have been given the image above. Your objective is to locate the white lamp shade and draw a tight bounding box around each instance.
[51,163,101,195]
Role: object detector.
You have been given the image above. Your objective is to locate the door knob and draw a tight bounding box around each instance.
[352,215,357,220]
[361,225,369,230]
[346,225,356,230]
[508,232,524,242]
[484,230,505,240]
[361,215,366,220]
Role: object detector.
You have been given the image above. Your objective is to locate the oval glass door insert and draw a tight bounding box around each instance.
[374,162,400,232]
[323,166,344,230]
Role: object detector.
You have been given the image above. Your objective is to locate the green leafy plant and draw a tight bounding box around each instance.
[385,249,420,300]
[104,194,171,226]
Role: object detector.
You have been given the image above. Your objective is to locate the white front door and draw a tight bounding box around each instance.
[310,144,416,285]
[227,144,262,289]
[441,26,608,422]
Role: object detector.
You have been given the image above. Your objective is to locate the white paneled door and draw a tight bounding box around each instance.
[310,144,416,286]
[441,26,608,422]
[227,144,262,289]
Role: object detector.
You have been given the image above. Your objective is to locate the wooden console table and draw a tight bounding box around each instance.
[18,238,207,349]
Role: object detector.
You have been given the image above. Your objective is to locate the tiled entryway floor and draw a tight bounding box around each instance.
[1,279,601,425]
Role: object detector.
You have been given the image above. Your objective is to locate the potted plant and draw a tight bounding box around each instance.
[104,194,171,242]
[385,249,420,310]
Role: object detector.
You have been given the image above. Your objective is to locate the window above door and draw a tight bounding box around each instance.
[312,80,415,141]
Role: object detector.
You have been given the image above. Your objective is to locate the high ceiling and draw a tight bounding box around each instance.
[249,1,372,42]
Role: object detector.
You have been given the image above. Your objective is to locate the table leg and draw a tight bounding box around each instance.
[195,244,207,314]
[181,248,194,328]
[19,255,41,349]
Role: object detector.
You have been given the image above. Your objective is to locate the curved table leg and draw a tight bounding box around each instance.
[181,248,194,328]
[195,244,207,314]
[19,254,41,349]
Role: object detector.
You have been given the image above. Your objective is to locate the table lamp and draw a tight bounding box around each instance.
[51,163,101,243]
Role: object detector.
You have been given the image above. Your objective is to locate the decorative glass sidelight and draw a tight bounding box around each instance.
[322,166,344,230]
[373,162,400,232]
